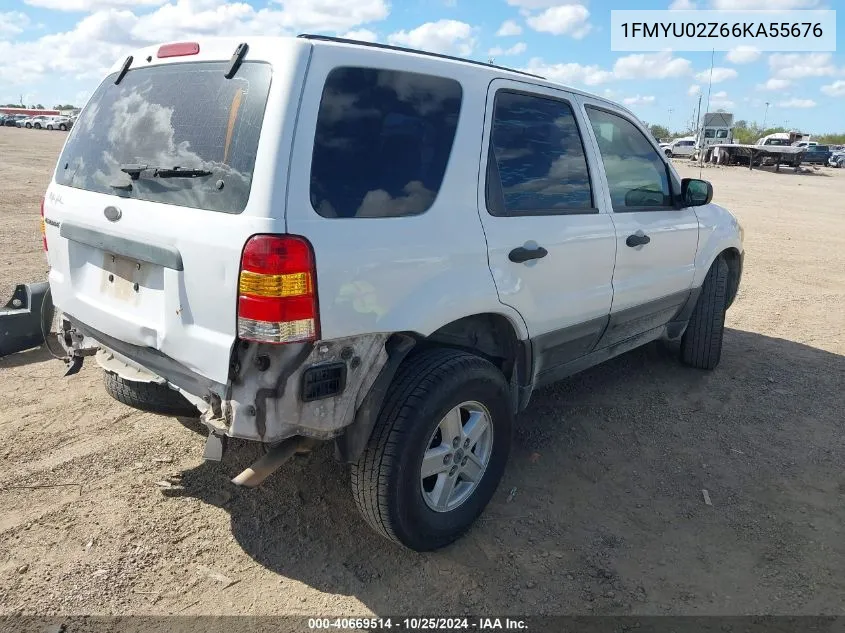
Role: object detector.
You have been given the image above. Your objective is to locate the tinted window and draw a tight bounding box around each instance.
[814,145,829,152]
[716,129,729,138]
[486,91,593,215]
[310,68,462,219]
[586,107,672,210]
[55,62,271,214]
[704,129,716,138]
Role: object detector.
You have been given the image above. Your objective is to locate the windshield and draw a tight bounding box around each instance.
[55,61,271,214]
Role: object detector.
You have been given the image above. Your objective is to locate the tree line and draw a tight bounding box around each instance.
[0,103,78,110]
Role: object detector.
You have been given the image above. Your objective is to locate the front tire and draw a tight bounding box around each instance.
[59,124,67,131]
[25,123,32,128]
[34,123,41,129]
[680,256,729,370]
[103,370,199,417]
[351,348,513,551]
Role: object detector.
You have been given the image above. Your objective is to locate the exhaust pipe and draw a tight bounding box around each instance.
[231,436,317,488]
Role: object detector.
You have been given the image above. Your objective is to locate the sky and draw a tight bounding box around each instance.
[1,0,843,133]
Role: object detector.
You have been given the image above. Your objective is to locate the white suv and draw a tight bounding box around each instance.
[43,36,744,551]
[661,137,697,158]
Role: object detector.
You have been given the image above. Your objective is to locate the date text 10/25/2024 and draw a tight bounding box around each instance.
[308,618,528,630]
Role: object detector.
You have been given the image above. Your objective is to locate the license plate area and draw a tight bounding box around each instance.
[100,253,148,304]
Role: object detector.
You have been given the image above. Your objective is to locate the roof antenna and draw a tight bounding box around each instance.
[699,47,715,179]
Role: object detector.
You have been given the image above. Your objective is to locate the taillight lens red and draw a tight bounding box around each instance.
[40,197,47,252]
[157,42,200,58]
[237,235,319,344]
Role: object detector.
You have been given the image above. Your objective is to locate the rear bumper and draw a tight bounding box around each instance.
[66,314,390,444]
[0,283,49,357]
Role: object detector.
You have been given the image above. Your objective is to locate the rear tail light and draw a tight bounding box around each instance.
[237,235,319,344]
[40,197,47,252]
[157,42,200,58]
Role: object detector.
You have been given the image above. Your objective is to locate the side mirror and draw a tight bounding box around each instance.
[681,178,713,207]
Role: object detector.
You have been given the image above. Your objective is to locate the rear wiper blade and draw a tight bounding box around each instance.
[119,164,212,180]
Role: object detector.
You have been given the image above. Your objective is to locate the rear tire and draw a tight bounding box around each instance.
[59,124,67,131]
[47,125,53,130]
[680,256,729,370]
[103,371,199,417]
[351,348,513,551]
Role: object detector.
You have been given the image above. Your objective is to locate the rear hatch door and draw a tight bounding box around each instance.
[45,47,302,385]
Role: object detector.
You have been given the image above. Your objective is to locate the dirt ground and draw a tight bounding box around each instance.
[1,126,844,617]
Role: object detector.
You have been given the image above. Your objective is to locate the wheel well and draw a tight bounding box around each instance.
[720,248,741,307]
[419,314,522,382]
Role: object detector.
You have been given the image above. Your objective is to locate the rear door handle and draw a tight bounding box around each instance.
[626,233,651,248]
[509,246,548,263]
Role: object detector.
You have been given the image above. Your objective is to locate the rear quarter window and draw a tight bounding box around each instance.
[310,67,463,219]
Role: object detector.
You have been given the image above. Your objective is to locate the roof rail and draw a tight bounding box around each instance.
[297,33,544,80]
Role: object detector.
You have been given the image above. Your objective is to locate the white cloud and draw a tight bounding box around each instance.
[757,78,791,91]
[0,0,390,87]
[769,53,837,79]
[710,0,820,7]
[709,91,735,109]
[488,42,527,57]
[496,19,522,36]
[821,80,845,97]
[524,57,613,86]
[694,67,738,83]
[24,0,164,10]
[387,20,476,56]
[0,11,30,39]
[623,95,655,106]
[778,98,817,108]
[726,46,760,65]
[669,0,697,8]
[614,51,692,80]
[505,0,566,8]
[688,84,701,95]
[525,4,591,39]
[341,29,377,42]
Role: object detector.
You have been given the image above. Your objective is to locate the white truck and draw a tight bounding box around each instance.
[41,35,745,551]
[696,112,734,154]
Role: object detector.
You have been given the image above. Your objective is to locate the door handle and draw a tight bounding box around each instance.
[508,246,548,263]
[626,233,651,248]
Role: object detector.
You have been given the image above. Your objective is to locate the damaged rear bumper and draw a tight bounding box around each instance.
[63,315,390,444]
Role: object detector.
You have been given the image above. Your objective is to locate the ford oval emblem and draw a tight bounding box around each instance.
[104,206,122,222]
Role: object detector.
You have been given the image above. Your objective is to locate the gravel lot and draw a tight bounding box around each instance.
[1,127,844,617]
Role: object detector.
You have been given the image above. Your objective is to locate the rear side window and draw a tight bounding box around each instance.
[55,61,271,214]
[586,106,673,210]
[310,67,462,219]
[486,91,594,216]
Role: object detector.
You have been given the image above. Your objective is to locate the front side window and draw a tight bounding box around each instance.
[486,91,593,216]
[716,129,729,138]
[704,129,716,138]
[310,67,462,219]
[585,107,673,210]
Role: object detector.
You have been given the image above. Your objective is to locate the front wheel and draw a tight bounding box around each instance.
[680,256,729,370]
[46,125,53,130]
[25,123,32,128]
[59,124,67,131]
[351,348,513,551]
[34,123,41,129]
[664,150,672,158]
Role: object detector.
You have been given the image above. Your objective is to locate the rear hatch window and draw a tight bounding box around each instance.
[55,61,271,214]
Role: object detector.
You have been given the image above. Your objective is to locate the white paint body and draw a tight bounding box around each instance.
[44,36,744,396]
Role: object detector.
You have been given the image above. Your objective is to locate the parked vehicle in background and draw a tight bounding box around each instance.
[827,150,845,168]
[17,116,34,128]
[696,112,733,152]
[44,116,72,131]
[45,35,745,552]
[802,145,832,165]
[660,136,696,158]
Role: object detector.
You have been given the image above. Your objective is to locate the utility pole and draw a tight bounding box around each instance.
[763,101,770,128]
[667,107,673,133]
